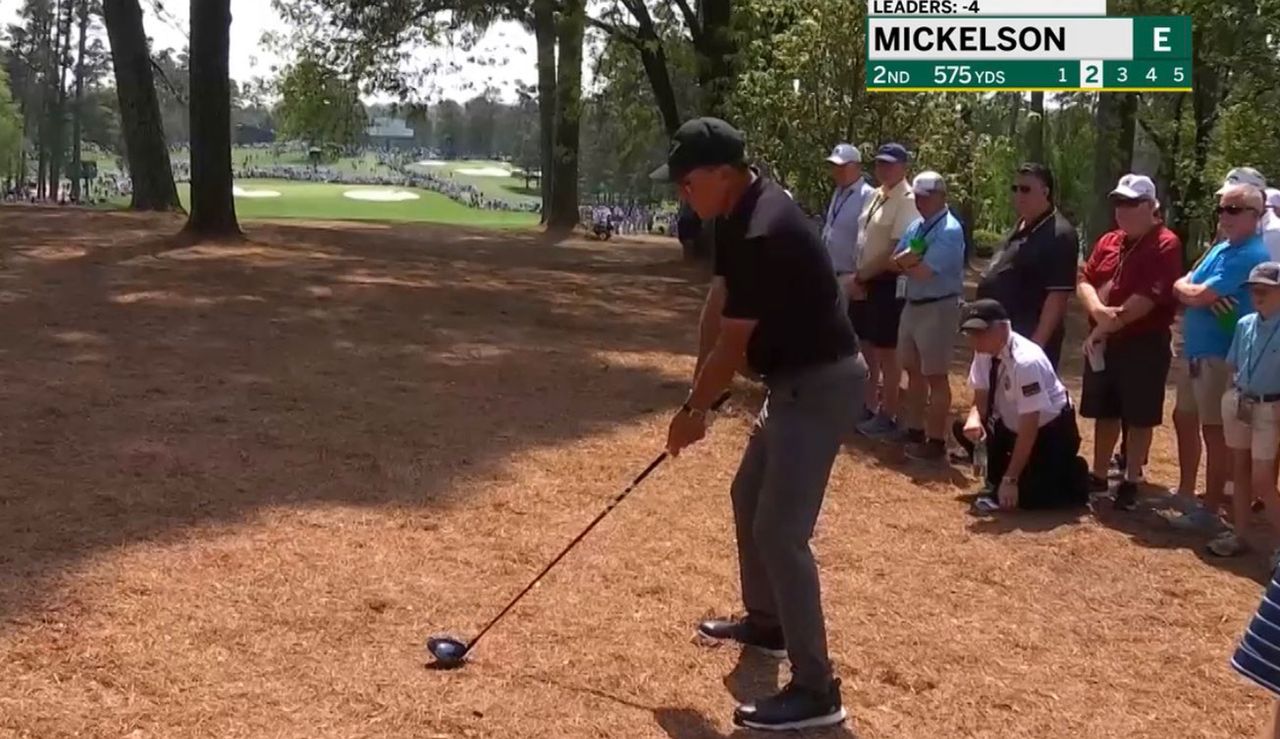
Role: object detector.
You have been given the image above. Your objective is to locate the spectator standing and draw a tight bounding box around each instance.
[1168,184,1271,533]
[1077,174,1184,510]
[958,299,1089,513]
[1208,262,1280,560]
[976,163,1079,369]
[891,171,965,461]
[822,143,874,416]
[1264,188,1280,260]
[852,143,920,438]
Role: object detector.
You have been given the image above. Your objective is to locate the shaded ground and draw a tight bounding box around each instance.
[0,206,1273,738]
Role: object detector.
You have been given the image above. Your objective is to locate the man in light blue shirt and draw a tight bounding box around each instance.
[1170,183,1271,534]
[823,144,874,278]
[891,171,966,461]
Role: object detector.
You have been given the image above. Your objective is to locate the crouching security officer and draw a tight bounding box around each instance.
[958,299,1089,513]
[655,117,866,732]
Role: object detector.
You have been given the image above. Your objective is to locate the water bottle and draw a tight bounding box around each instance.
[973,439,988,478]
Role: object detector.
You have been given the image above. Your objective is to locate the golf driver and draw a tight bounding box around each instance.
[427,390,732,668]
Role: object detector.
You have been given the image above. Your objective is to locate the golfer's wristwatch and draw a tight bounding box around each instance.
[1001,475,1019,485]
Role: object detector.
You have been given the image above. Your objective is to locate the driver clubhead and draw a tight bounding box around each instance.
[426,636,470,669]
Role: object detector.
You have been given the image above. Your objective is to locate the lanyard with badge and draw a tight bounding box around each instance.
[1237,319,1280,422]
[824,185,859,244]
[896,209,949,298]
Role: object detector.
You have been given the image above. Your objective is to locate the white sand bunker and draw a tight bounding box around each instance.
[342,189,421,202]
[233,185,282,198]
[416,159,447,166]
[455,166,512,177]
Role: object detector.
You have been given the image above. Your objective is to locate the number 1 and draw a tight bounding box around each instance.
[1058,67,1067,84]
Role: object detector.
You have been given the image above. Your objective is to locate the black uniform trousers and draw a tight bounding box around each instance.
[985,406,1089,510]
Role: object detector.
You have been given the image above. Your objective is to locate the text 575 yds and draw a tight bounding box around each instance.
[870,65,1006,85]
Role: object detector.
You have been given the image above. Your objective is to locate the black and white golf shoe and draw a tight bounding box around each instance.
[732,678,847,732]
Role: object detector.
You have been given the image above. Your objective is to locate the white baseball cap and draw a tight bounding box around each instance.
[1109,173,1158,203]
[1266,188,1280,209]
[825,143,861,166]
[911,170,946,195]
[1218,166,1267,195]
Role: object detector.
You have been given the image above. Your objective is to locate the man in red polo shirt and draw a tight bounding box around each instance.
[1078,174,1184,510]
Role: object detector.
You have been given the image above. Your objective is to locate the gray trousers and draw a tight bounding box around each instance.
[731,354,866,690]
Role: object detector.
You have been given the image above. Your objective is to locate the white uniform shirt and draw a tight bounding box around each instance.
[968,331,1070,432]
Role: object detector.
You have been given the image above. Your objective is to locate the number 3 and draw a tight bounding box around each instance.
[1118,67,1128,83]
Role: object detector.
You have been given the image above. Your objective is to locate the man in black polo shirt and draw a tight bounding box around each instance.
[654,117,865,732]
[976,162,1079,368]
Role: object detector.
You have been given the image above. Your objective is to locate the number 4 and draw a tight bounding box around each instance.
[1147,67,1158,82]
[965,1,979,11]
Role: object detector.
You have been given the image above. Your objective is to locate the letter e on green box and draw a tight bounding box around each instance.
[1133,16,1191,59]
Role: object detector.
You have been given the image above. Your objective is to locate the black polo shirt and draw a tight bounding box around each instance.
[713,175,858,378]
[976,209,1079,366]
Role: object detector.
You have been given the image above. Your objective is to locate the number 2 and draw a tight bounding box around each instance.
[873,65,887,84]
[1086,65,1100,84]
[965,1,979,11]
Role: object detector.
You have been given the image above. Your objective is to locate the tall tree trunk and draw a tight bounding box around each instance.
[618,0,681,136]
[1006,92,1020,140]
[1026,91,1045,164]
[694,0,733,116]
[547,0,584,232]
[49,0,73,201]
[102,0,181,210]
[70,0,88,202]
[533,0,556,225]
[185,0,241,237]
[1086,92,1138,245]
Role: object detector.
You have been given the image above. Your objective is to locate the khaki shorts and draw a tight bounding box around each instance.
[1223,390,1280,461]
[897,297,961,377]
[1173,356,1231,425]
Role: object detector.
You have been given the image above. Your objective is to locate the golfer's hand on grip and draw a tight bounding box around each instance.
[665,391,732,457]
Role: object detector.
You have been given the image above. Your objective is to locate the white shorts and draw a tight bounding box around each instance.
[1222,390,1280,461]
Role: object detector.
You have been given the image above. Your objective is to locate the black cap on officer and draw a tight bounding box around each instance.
[650,117,747,182]
[959,299,1010,332]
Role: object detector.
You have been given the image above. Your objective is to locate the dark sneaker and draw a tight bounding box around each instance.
[1114,481,1139,511]
[733,679,847,732]
[1088,474,1110,494]
[905,439,946,462]
[971,494,1001,514]
[696,617,786,658]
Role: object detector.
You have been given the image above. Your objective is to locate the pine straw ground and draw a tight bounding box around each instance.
[0,206,1274,739]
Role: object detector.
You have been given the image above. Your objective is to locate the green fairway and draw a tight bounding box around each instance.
[105,179,539,228]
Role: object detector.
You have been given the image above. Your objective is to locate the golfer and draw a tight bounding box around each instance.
[654,117,864,732]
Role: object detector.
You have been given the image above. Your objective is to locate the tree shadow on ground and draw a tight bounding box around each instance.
[0,207,714,626]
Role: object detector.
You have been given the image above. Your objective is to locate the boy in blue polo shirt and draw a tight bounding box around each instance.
[1210,262,1280,560]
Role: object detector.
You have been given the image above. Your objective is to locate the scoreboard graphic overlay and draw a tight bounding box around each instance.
[866,0,1192,92]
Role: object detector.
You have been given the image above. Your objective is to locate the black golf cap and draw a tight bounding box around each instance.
[649,117,746,182]
[1247,262,1280,287]
[874,143,909,164]
[960,299,1010,332]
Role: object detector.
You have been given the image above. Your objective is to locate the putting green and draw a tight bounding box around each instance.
[108,179,539,228]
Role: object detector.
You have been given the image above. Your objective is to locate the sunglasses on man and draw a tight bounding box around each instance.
[1216,204,1259,216]
[1009,184,1037,194]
